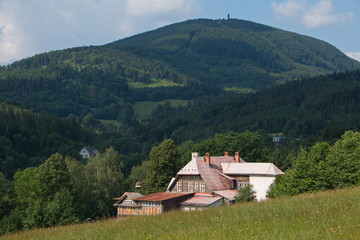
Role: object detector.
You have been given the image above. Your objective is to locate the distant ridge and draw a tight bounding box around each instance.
[0,18,359,117]
[107,18,360,89]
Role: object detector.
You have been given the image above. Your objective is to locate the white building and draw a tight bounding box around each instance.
[167,152,284,202]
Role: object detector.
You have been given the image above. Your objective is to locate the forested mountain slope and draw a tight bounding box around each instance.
[0,102,91,178]
[0,18,359,118]
[149,70,360,143]
[108,18,360,89]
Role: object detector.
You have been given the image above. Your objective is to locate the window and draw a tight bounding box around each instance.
[237,182,249,189]
[231,180,235,189]
[200,183,206,192]
[177,181,182,191]
[194,182,198,191]
[188,182,194,191]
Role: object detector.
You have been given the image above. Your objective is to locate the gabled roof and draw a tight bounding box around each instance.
[180,193,223,207]
[81,146,99,155]
[221,163,284,176]
[177,158,200,175]
[113,192,144,206]
[134,192,194,202]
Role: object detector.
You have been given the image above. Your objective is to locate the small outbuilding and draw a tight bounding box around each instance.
[180,193,224,211]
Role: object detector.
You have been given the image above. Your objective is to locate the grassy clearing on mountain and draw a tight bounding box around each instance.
[3,186,360,240]
[133,99,189,119]
[128,78,183,88]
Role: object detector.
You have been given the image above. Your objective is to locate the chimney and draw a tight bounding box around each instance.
[192,152,199,160]
[224,152,229,156]
[205,152,211,165]
[235,152,240,163]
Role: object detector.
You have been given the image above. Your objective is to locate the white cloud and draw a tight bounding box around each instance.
[272,0,305,19]
[272,0,354,28]
[0,0,200,65]
[346,52,360,62]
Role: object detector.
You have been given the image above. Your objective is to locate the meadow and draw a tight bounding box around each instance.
[133,99,189,119]
[2,186,360,240]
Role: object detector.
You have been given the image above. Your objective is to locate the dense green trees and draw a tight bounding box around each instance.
[0,147,127,234]
[85,147,126,216]
[192,131,269,162]
[143,139,179,193]
[11,153,78,230]
[269,131,360,197]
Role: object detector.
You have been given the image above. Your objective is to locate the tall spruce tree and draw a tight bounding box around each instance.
[144,139,178,193]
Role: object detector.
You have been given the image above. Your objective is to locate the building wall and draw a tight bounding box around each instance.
[249,176,275,201]
[171,175,210,193]
[117,205,162,216]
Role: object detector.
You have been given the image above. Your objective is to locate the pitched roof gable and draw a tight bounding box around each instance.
[221,162,284,176]
[177,158,200,175]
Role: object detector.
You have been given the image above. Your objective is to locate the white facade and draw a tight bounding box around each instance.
[249,176,276,201]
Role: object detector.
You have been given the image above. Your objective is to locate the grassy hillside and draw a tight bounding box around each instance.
[3,186,360,240]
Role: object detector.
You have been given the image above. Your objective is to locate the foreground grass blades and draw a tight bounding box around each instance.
[3,186,360,240]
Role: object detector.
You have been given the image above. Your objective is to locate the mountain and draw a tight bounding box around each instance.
[0,18,359,118]
[107,18,360,90]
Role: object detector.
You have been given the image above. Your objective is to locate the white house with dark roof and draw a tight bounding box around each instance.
[79,146,99,159]
[167,152,284,202]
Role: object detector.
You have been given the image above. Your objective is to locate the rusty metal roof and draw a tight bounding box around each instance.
[180,193,223,207]
[196,157,232,191]
[134,192,194,202]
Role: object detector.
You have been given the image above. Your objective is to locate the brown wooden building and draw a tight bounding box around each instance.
[114,192,194,217]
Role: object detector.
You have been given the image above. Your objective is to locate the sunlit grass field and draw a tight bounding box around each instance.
[3,186,360,240]
[133,99,189,119]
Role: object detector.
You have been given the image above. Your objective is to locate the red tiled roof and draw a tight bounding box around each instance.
[134,192,194,202]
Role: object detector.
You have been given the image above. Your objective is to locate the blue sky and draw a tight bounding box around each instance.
[0,0,359,65]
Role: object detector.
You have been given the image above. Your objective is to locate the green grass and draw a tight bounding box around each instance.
[128,78,183,88]
[133,99,189,119]
[3,186,360,240]
[223,86,255,94]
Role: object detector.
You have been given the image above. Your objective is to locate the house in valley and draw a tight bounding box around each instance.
[114,152,284,217]
[79,146,99,159]
[166,152,284,201]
